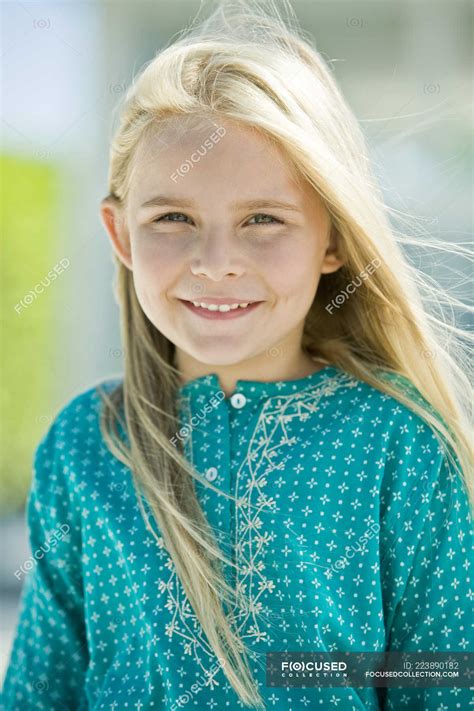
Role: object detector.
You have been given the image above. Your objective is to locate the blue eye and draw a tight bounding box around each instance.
[153,212,192,223]
[247,213,282,225]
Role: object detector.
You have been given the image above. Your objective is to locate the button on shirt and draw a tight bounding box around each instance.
[204,466,218,482]
[2,365,473,710]
[229,392,247,409]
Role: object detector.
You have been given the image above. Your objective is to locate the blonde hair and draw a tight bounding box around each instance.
[97,1,473,706]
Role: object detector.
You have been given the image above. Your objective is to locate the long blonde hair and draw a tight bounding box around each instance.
[97,1,473,707]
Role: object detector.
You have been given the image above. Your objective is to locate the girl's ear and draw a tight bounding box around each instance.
[320,225,344,274]
[100,195,133,270]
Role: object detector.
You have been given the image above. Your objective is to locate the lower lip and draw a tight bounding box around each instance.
[179,300,263,320]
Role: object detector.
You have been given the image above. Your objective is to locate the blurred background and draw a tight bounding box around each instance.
[1,0,472,684]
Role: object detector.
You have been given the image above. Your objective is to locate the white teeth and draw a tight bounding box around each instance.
[190,301,253,312]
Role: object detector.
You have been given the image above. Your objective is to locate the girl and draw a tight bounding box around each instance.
[2,1,473,709]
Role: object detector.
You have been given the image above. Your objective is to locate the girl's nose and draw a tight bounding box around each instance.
[189,230,245,280]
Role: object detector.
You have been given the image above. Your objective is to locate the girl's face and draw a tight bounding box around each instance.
[101,116,343,372]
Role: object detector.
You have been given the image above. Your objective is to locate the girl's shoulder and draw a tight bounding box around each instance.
[324,367,453,482]
[330,371,469,532]
[325,366,444,443]
[50,376,123,430]
[35,377,124,468]
[29,378,125,524]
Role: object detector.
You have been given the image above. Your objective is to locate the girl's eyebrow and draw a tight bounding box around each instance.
[139,195,301,212]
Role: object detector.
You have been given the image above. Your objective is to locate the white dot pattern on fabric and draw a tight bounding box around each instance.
[2,365,473,710]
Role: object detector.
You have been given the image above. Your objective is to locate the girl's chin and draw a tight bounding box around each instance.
[180,351,254,367]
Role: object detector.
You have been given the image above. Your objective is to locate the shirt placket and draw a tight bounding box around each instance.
[179,388,232,553]
[225,390,263,591]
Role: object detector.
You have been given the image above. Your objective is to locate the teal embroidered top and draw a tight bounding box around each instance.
[2,365,473,710]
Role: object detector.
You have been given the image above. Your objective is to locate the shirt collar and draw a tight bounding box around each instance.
[177,364,342,401]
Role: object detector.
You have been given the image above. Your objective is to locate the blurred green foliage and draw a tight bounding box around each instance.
[1,154,59,513]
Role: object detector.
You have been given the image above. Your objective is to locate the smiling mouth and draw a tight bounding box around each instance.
[179,299,264,319]
[191,300,253,312]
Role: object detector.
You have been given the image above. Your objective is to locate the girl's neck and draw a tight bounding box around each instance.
[174,348,326,398]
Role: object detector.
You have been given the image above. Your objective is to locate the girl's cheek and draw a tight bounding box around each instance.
[132,240,179,292]
[249,236,318,276]
[133,230,191,257]
[134,274,173,321]
[132,234,190,278]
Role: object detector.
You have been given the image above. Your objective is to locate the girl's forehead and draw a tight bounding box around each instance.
[129,117,302,197]
[136,114,274,159]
